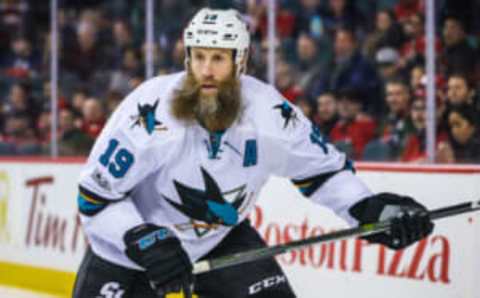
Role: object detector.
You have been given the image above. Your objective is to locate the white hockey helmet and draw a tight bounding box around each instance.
[184,8,250,76]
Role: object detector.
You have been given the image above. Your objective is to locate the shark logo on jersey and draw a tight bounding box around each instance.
[130,99,167,134]
[273,101,298,129]
[165,167,246,236]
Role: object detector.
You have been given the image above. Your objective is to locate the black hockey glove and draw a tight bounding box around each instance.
[124,224,194,298]
[349,193,434,250]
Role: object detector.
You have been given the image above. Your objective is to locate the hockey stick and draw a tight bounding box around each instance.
[192,199,480,275]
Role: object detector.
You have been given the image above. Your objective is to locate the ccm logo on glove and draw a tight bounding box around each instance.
[248,275,287,295]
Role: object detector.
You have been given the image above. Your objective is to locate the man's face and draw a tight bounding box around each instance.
[190,47,235,98]
[9,85,27,107]
[443,19,464,47]
[77,22,97,50]
[113,21,131,45]
[82,99,103,123]
[386,83,410,115]
[12,38,31,56]
[410,99,426,130]
[376,11,392,31]
[447,77,470,105]
[410,66,424,89]
[59,110,75,131]
[316,94,337,122]
[334,31,355,59]
[172,47,241,132]
[403,14,423,38]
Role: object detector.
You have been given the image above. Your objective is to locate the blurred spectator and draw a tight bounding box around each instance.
[399,12,440,68]
[36,107,51,144]
[439,0,476,33]
[375,47,402,82]
[0,0,30,37]
[444,105,480,163]
[256,4,296,39]
[2,81,37,121]
[440,16,477,77]
[401,97,450,163]
[378,79,414,158]
[109,47,142,96]
[275,60,303,103]
[247,37,277,81]
[71,87,88,123]
[393,0,424,24]
[0,36,41,79]
[409,63,425,92]
[314,92,338,136]
[442,73,479,132]
[62,17,109,83]
[363,9,405,61]
[330,88,376,159]
[40,80,68,110]
[413,79,448,133]
[109,19,135,68]
[446,73,477,108]
[340,28,381,104]
[0,111,38,153]
[80,98,105,139]
[295,33,328,96]
[56,8,77,55]
[58,108,94,155]
[315,28,381,113]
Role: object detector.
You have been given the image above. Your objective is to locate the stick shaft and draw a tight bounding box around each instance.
[193,199,480,275]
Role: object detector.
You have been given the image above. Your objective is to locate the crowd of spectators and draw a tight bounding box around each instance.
[0,0,479,163]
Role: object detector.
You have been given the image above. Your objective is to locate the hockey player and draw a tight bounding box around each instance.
[73,8,434,298]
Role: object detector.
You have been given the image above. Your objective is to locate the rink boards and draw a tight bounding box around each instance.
[0,158,479,297]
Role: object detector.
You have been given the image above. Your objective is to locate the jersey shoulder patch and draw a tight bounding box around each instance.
[240,76,305,139]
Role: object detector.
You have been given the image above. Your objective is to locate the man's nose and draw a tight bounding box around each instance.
[201,59,214,78]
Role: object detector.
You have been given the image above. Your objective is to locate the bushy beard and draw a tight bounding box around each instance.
[171,70,242,131]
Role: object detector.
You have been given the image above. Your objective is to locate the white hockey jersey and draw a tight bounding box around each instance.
[78,72,372,269]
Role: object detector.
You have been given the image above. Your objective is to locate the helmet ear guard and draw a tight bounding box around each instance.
[183,8,250,77]
[235,48,249,76]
